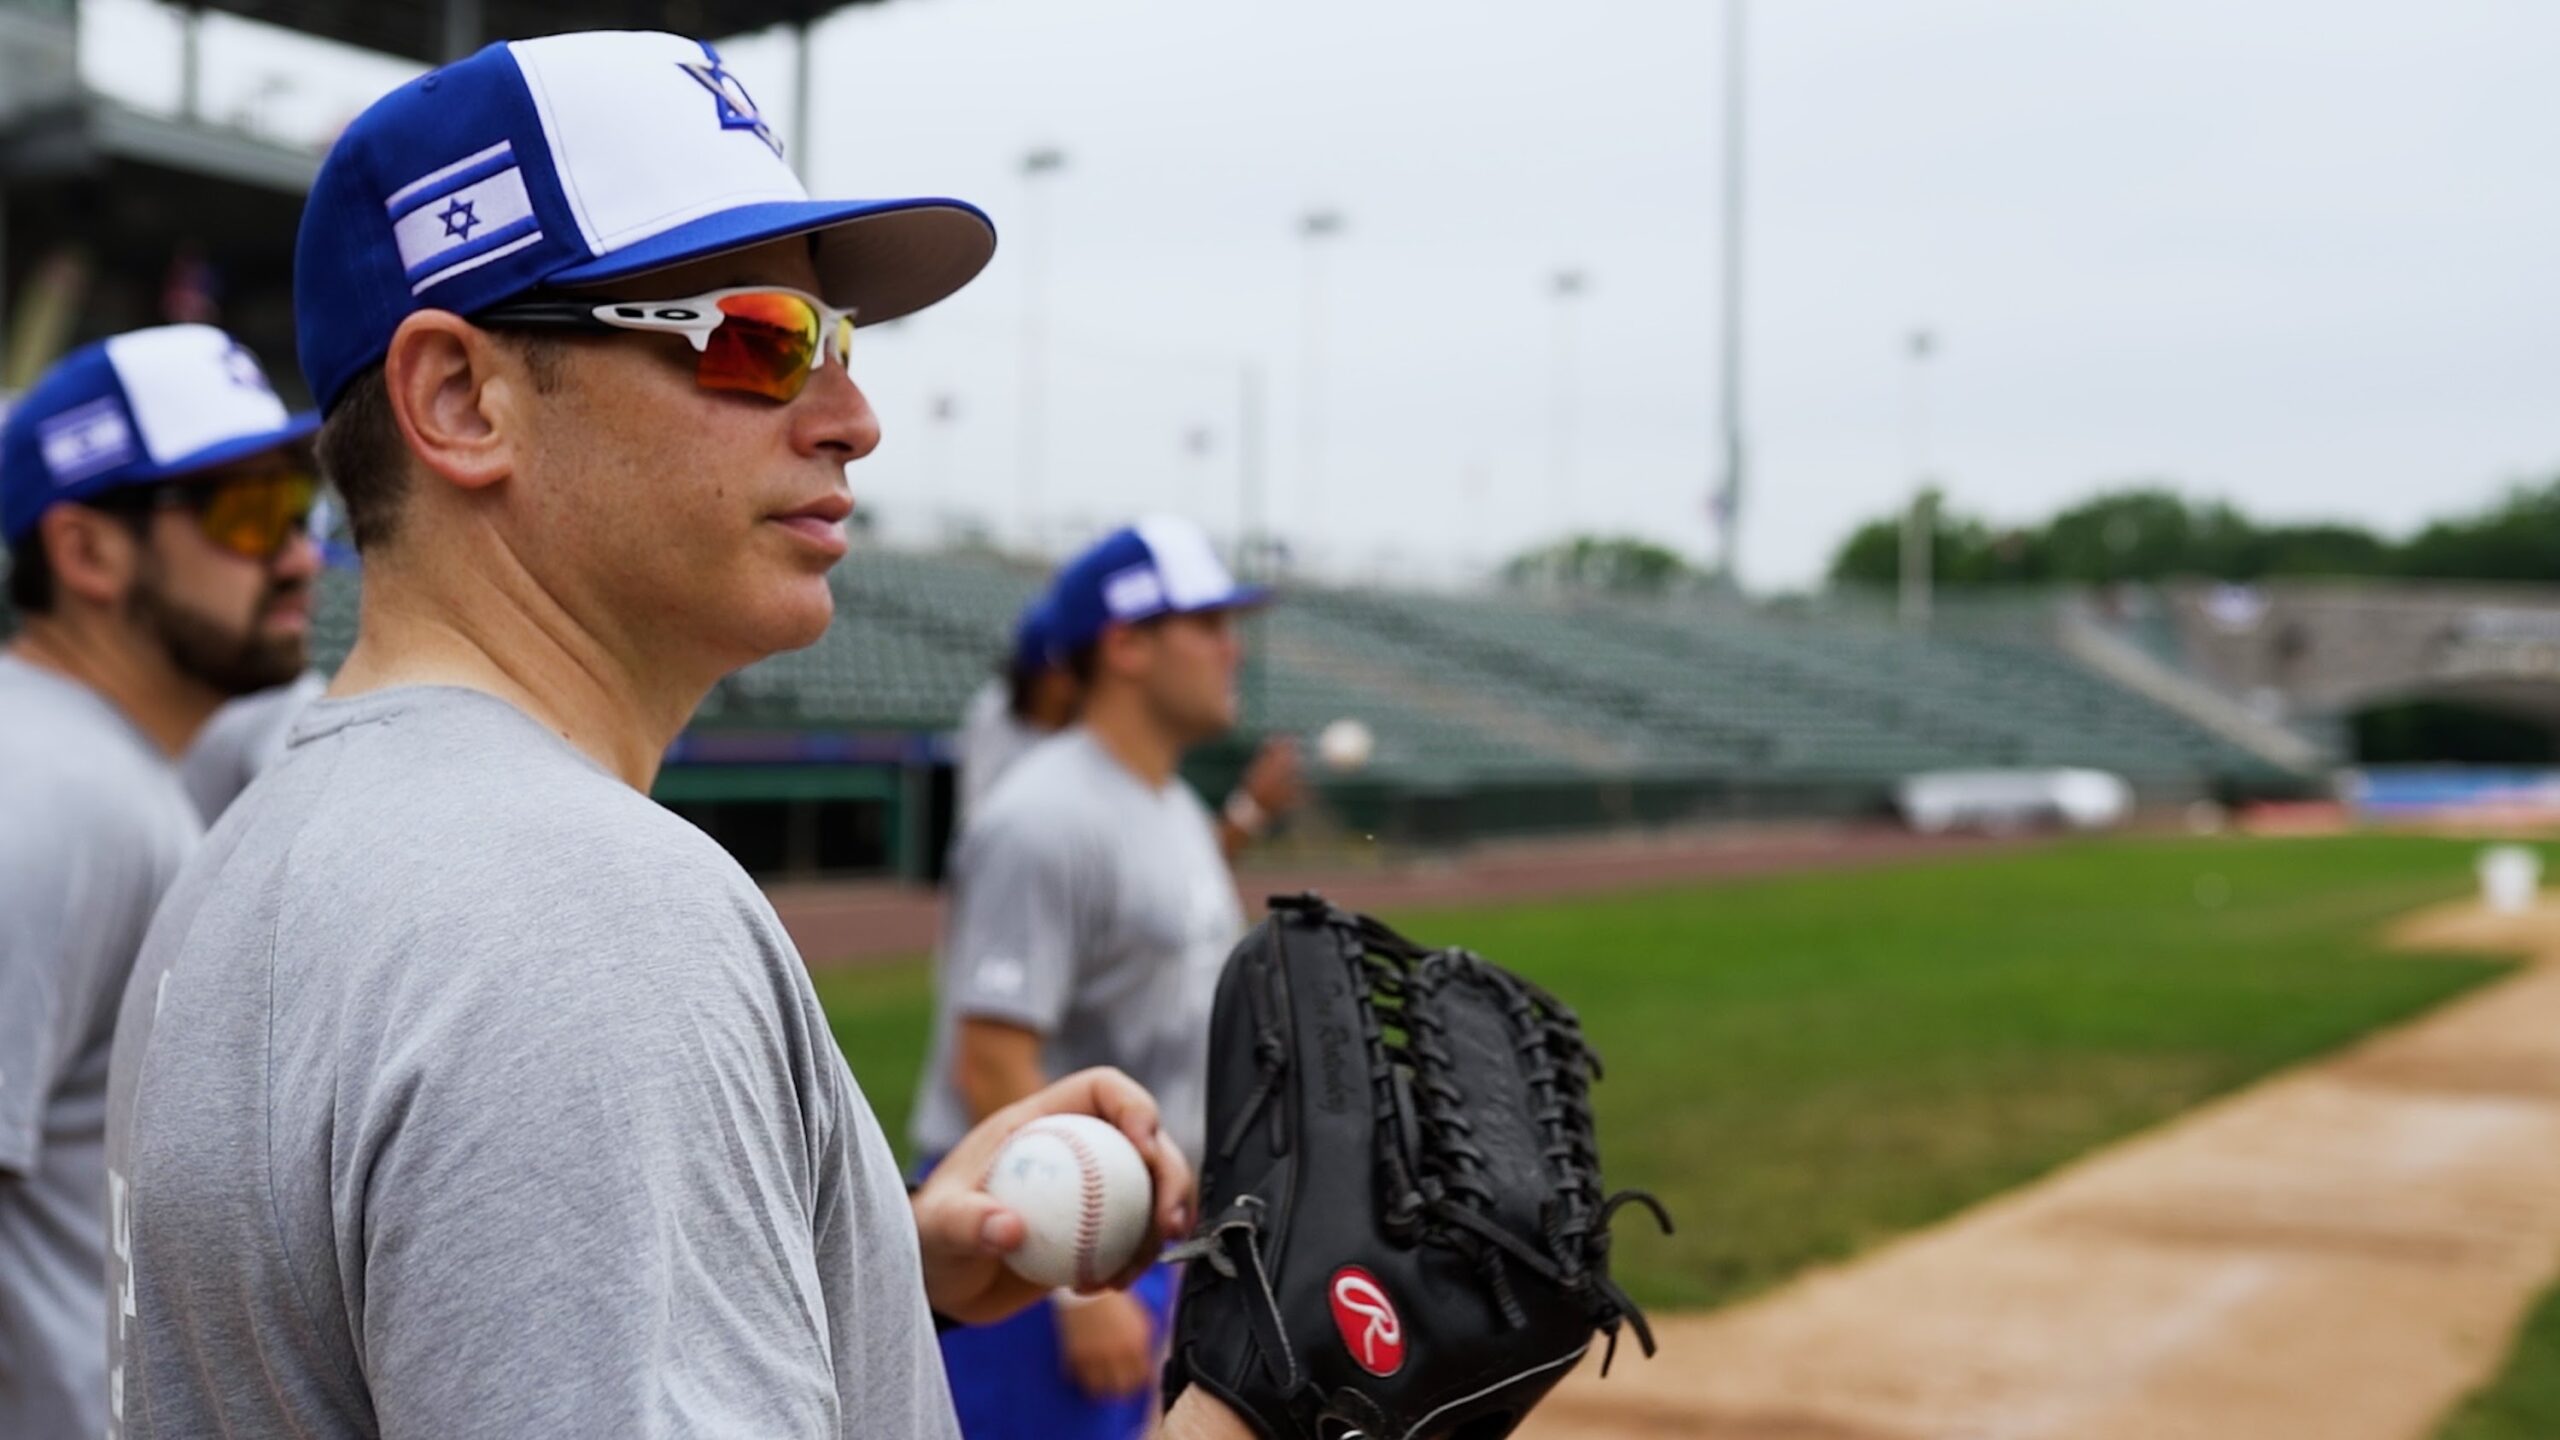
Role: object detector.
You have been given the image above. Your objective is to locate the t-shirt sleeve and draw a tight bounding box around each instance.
[350,880,847,1438]
[942,813,1084,1034]
[0,833,67,1176]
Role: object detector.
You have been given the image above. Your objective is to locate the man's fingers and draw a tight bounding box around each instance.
[924,1186,1021,1258]
[942,1067,1152,1181]
[1146,1130,1195,1238]
[1072,1067,1163,1148]
[979,1206,1025,1255]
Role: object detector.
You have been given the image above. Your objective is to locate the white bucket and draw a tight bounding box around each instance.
[2477,845,2543,914]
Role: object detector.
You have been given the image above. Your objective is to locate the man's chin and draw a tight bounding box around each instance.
[739,584,837,659]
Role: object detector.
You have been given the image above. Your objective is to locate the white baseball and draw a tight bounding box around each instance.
[985,1114,1155,1290]
[1319,717,1375,773]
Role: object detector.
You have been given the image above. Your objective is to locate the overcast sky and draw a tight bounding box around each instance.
[83,0,2560,591]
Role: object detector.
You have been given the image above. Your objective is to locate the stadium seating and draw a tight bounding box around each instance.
[5,544,2280,796]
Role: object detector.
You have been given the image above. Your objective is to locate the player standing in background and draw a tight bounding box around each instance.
[955,596,1077,827]
[101,34,1242,1440]
[0,324,317,1436]
[912,516,1272,1440]
[179,668,327,821]
[960,586,1304,856]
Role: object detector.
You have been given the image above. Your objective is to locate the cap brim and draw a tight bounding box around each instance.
[149,410,322,483]
[543,197,997,327]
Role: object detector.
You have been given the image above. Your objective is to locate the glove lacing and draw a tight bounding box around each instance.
[1348,920,1675,1378]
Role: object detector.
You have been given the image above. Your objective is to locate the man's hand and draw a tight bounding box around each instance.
[1220,737,1308,860]
[1239,737,1306,821]
[1057,1291,1157,1399]
[1162,1392,1254,1440]
[911,1067,1194,1326]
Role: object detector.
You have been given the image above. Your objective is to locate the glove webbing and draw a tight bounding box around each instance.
[1369,934,1673,1374]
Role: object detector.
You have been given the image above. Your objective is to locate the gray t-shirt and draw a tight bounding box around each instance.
[0,655,199,1439]
[104,685,956,1440]
[953,677,1049,829]
[913,727,1244,1167]
[178,669,326,822]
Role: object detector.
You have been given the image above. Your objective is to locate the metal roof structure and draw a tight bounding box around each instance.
[183,0,880,65]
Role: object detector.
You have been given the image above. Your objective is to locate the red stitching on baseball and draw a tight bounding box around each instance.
[1039,1120,1109,1290]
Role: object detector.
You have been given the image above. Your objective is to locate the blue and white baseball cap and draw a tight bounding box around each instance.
[1,324,317,545]
[294,30,997,412]
[1046,516,1271,656]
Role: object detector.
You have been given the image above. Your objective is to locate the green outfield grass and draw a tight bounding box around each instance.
[2438,1286,2560,1439]
[811,833,2518,1313]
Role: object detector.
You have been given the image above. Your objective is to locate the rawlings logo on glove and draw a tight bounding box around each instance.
[1329,1268,1404,1377]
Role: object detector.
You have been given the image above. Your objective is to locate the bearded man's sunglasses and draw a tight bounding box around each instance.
[104,468,320,562]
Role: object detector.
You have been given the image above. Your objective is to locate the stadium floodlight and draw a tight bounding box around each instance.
[1298,208,1347,568]
[1712,0,1748,588]
[1901,328,1939,630]
[1017,145,1069,554]
[1550,269,1590,537]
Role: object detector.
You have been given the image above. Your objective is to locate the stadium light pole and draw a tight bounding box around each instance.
[438,0,482,61]
[1239,362,1267,575]
[1298,208,1345,571]
[1711,0,1748,588]
[926,391,958,520]
[1900,328,1936,629]
[178,4,204,120]
[1181,422,1215,521]
[1239,360,1270,731]
[1549,269,1588,542]
[1017,146,1067,555]
[789,20,815,183]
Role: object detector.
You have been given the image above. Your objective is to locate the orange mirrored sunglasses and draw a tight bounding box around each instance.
[127,469,320,561]
[474,286,857,401]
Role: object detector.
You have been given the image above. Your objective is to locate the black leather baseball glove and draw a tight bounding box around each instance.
[1164,894,1671,1439]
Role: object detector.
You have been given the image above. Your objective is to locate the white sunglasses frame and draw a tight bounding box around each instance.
[577,285,856,365]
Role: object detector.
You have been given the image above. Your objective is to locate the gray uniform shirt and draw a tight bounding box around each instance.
[913,727,1244,1167]
[953,678,1048,829]
[0,655,199,1439]
[178,669,325,822]
[104,685,956,1440]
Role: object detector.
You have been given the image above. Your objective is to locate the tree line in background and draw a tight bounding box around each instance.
[1827,477,2560,589]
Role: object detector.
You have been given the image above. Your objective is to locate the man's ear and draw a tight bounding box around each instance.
[382,311,532,495]
[37,502,142,608]
[1097,621,1151,682]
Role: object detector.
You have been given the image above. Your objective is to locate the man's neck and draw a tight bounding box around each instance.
[1080,690,1184,790]
[330,547,709,791]
[7,620,223,758]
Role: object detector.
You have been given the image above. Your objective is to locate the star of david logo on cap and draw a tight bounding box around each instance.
[438,198,480,240]
[678,50,784,160]
[220,343,267,392]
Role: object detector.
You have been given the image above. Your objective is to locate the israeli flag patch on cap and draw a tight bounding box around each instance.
[37,398,136,486]
[387,141,543,295]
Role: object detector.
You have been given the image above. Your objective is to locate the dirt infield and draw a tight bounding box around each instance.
[1519,896,2560,1440]
[765,821,2039,968]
